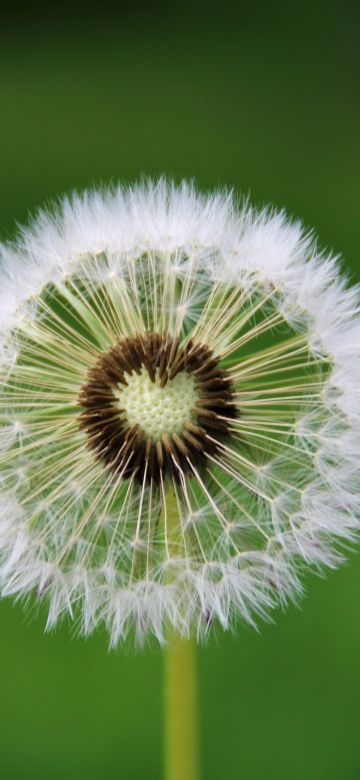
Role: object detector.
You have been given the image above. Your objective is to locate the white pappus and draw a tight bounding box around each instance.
[0,179,359,646]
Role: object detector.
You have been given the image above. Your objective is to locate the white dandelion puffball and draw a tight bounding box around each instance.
[0,180,359,646]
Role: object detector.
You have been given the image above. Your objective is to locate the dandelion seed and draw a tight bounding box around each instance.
[0,179,359,645]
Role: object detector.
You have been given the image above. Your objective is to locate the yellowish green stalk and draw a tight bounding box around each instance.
[164,632,199,780]
[162,487,200,780]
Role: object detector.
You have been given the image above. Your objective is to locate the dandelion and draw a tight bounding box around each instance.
[0,180,359,779]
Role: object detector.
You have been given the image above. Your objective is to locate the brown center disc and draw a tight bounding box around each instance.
[78,331,238,484]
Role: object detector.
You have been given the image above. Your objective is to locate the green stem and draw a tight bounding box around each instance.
[164,633,199,780]
[162,487,200,780]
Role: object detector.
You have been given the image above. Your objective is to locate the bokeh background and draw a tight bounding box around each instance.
[1,3,360,778]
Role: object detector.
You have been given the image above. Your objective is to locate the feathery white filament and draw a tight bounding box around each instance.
[0,179,359,647]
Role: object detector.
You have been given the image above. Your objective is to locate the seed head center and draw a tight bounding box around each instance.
[78,331,238,484]
[115,367,198,441]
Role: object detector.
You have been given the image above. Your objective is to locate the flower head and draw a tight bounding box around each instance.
[0,180,359,645]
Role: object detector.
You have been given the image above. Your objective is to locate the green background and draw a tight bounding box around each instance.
[1,3,360,778]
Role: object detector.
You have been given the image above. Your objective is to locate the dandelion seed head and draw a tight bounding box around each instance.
[0,179,359,645]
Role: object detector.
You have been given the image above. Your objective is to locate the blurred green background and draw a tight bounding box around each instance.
[1,3,360,778]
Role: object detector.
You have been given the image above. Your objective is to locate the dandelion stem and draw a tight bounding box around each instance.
[162,486,200,780]
[164,632,199,780]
